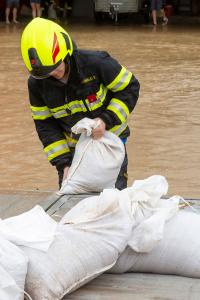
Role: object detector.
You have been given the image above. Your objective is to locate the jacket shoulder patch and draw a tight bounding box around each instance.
[81,76,96,84]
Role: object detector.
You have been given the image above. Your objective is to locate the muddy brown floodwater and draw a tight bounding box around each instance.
[0,21,200,198]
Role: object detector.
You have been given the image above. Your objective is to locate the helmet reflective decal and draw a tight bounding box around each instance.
[52,32,60,64]
[31,59,36,65]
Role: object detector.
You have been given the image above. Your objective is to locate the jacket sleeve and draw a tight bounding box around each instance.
[28,76,72,171]
[96,53,140,130]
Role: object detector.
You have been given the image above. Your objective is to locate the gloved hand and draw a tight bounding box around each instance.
[92,118,106,140]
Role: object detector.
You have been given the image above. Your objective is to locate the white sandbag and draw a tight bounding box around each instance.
[0,205,57,251]
[22,189,133,300]
[110,210,200,278]
[59,118,125,194]
[0,265,22,300]
[0,235,28,300]
[120,175,179,252]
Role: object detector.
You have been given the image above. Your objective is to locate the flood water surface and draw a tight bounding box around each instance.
[0,22,200,198]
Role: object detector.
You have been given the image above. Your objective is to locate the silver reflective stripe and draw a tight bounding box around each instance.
[32,111,50,117]
[109,101,128,120]
[46,143,69,157]
[111,70,130,92]
[52,110,69,119]
[111,121,128,136]
[68,141,77,148]
[68,102,86,112]
[31,106,52,119]
[64,133,78,148]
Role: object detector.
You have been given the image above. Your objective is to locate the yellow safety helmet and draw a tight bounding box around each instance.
[21,17,74,78]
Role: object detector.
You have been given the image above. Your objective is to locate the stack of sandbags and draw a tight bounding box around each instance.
[21,189,133,299]
[110,209,200,278]
[0,235,28,300]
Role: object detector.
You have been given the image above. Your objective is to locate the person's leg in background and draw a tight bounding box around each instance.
[152,9,157,25]
[115,146,128,190]
[36,1,41,17]
[5,0,11,24]
[30,1,37,18]
[12,0,19,23]
[160,0,168,25]
[151,0,157,25]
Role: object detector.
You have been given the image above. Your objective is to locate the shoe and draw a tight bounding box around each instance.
[6,20,10,24]
[13,20,19,24]
[162,17,168,25]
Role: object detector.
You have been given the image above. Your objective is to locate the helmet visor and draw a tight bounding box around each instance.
[30,59,62,79]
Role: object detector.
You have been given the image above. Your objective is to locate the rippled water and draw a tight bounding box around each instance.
[0,22,200,198]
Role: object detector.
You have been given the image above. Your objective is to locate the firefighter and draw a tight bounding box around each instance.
[21,17,140,190]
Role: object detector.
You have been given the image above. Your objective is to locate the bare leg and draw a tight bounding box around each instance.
[5,7,10,24]
[36,3,41,17]
[152,9,157,25]
[13,7,19,23]
[161,8,168,25]
[31,3,37,18]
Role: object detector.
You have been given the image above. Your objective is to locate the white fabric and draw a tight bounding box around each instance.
[0,265,22,300]
[110,210,200,278]
[23,190,133,300]
[0,205,57,251]
[0,235,28,300]
[59,118,125,194]
[120,175,179,252]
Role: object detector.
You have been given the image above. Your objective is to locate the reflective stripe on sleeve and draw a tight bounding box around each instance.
[50,104,70,119]
[110,120,128,136]
[68,100,87,114]
[44,139,70,161]
[106,66,132,92]
[30,105,52,120]
[64,133,78,148]
[107,98,130,123]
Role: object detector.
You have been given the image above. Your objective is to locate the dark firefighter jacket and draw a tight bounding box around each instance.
[28,49,140,171]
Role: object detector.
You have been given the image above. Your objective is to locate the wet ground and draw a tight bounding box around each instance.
[0,19,200,198]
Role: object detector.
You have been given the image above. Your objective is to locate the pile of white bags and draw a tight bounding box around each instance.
[0,205,57,251]
[110,209,200,278]
[0,205,57,300]
[1,174,200,300]
[59,118,125,194]
[0,235,28,300]
[21,190,133,300]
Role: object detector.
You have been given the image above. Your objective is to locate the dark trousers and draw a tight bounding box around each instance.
[58,146,128,190]
[115,147,128,190]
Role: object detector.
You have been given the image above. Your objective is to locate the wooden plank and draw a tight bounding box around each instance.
[64,273,200,300]
[47,194,98,220]
[0,190,53,218]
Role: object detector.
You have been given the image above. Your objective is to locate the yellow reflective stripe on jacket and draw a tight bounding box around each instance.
[85,84,108,111]
[107,66,132,92]
[110,120,128,136]
[64,133,78,148]
[44,139,70,161]
[30,105,52,120]
[67,100,87,114]
[50,104,70,119]
[107,98,130,123]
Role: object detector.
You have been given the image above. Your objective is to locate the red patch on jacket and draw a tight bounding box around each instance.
[87,94,97,103]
